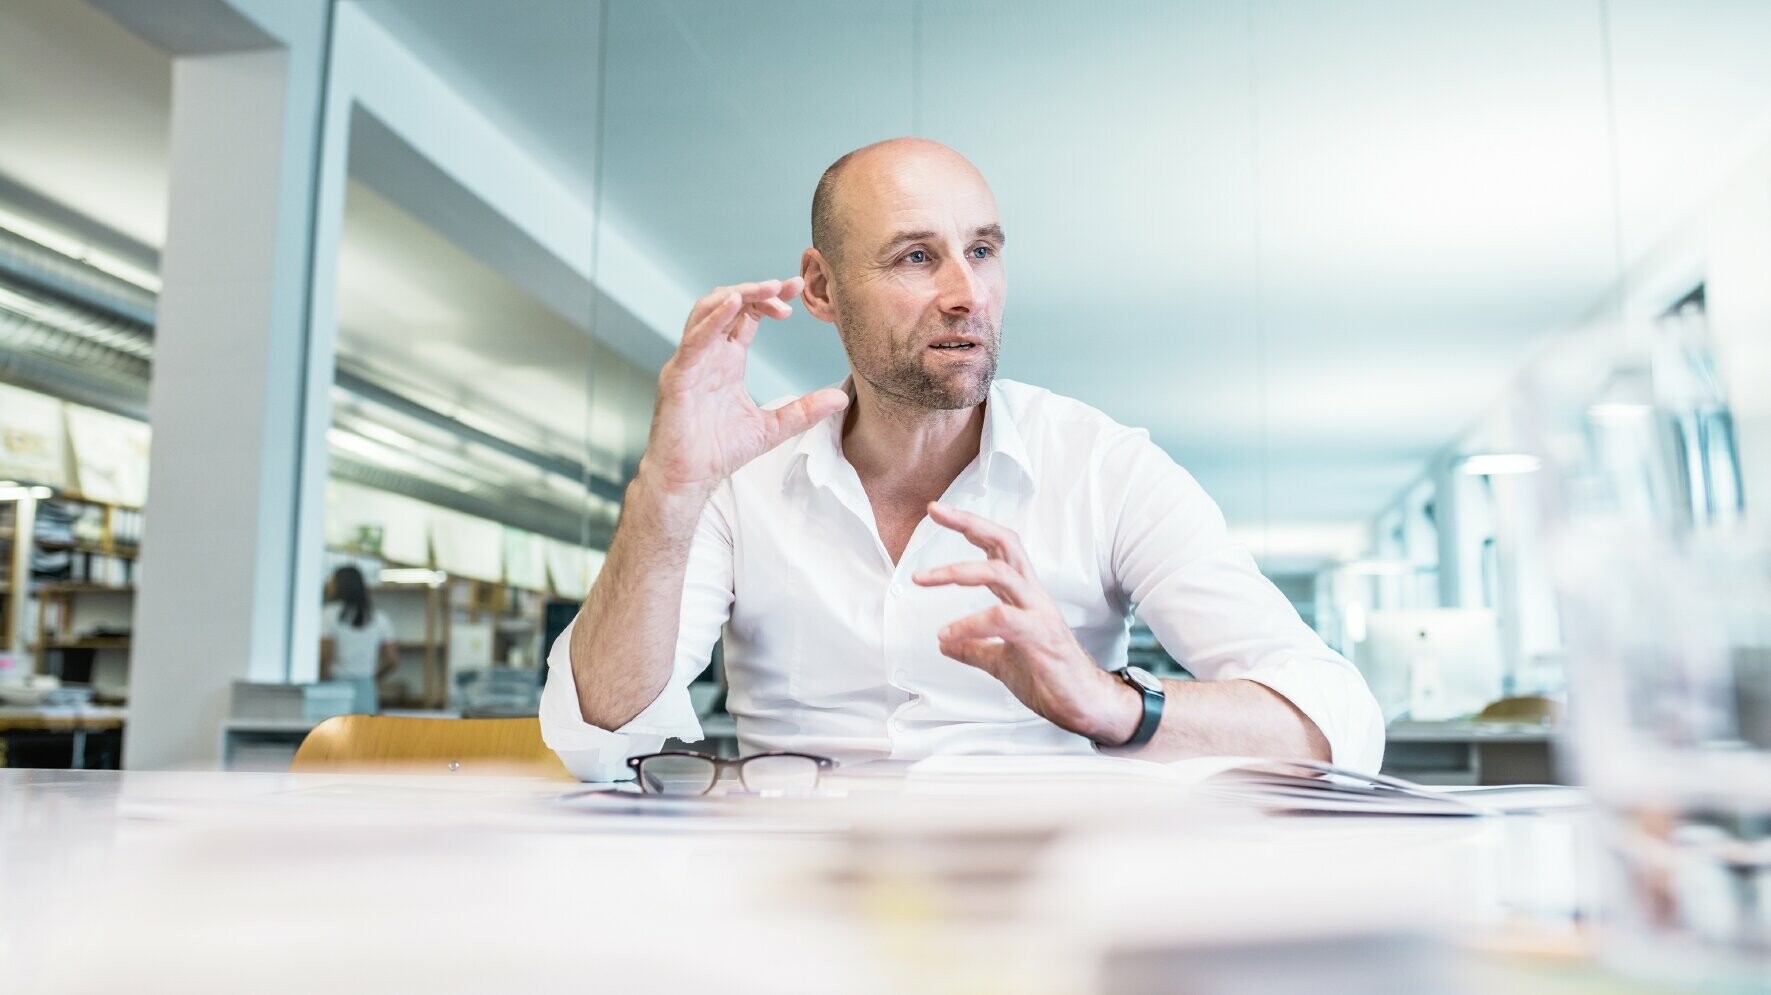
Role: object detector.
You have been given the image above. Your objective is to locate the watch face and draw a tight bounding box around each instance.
[1123,666,1162,693]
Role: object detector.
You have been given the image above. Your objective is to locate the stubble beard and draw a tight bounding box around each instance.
[837,299,1000,412]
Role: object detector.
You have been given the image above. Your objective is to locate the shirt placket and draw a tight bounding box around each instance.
[883,459,1000,754]
[882,566,917,748]
[816,455,919,750]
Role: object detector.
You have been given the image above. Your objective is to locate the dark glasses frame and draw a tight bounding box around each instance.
[625,750,837,795]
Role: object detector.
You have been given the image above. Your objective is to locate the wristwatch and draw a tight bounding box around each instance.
[1110,665,1165,748]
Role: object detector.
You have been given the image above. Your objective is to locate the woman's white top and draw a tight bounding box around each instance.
[322,603,396,679]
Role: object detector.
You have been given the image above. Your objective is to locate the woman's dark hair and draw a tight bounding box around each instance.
[332,566,373,629]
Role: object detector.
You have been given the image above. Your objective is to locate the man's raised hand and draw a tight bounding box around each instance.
[642,277,849,498]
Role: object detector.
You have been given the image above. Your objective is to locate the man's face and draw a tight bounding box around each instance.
[826,151,1006,410]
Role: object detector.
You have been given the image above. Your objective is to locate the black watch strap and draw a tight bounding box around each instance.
[1115,666,1164,748]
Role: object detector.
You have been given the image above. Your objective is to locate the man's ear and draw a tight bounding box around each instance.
[799,248,838,324]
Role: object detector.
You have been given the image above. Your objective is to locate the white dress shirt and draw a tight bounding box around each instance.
[541,379,1385,781]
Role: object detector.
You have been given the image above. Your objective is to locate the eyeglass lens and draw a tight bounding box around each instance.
[738,755,822,795]
[636,754,718,795]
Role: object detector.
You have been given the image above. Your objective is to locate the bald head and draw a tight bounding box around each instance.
[799,138,1006,413]
[810,138,990,271]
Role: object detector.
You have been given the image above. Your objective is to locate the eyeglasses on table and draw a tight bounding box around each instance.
[626,750,836,796]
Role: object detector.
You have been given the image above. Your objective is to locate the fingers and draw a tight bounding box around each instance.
[746,299,791,323]
[911,559,1037,608]
[731,278,808,346]
[926,501,1031,574]
[762,388,850,450]
[740,276,803,323]
[938,636,1013,677]
[682,292,744,349]
[937,606,1027,677]
[938,603,1032,644]
[682,277,805,349]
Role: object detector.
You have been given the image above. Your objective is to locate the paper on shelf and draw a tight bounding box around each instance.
[64,405,149,505]
[327,480,431,565]
[546,538,586,598]
[0,384,69,488]
[504,527,547,591]
[430,508,501,582]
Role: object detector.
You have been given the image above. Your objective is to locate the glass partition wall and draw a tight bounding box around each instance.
[318,0,636,718]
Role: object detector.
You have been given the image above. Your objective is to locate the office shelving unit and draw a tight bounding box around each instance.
[11,492,141,701]
[0,503,16,653]
[330,545,554,710]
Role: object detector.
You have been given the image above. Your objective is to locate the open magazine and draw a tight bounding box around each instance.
[905,754,1581,816]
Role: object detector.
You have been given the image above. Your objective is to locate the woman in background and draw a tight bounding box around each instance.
[320,566,398,713]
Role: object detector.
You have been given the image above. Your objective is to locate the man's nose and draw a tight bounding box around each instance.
[935,255,987,316]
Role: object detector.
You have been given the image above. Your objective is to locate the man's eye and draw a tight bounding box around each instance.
[970,245,994,259]
[905,250,928,264]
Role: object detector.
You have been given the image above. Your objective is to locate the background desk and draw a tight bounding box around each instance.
[0,705,125,768]
[1383,720,1562,786]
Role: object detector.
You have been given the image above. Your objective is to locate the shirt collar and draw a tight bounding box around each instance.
[979,379,1035,489]
[783,378,1034,493]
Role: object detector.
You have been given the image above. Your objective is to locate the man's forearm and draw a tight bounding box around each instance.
[1099,678,1331,763]
[569,469,711,730]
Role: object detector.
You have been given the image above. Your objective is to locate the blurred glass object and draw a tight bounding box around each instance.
[1527,304,1770,984]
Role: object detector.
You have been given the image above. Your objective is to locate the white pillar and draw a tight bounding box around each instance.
[123,3,331,769]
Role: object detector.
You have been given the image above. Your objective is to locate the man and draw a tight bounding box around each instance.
[541,138,1383,781]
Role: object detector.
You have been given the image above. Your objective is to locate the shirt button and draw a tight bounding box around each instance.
[889,583,904,597]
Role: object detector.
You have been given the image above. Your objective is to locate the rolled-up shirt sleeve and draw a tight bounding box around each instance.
[539,486,737,781]
[1100,430,1386,773]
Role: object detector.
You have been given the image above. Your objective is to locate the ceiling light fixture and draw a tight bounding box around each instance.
[378,568,447,587]
[1459,454,1542,476]
[0,208,163,293]
[1586,402,1653,424]
[1338,559,1421,576]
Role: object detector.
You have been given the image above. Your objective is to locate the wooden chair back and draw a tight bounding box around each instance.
[291,715,573,779]
[1475,695,1562,725]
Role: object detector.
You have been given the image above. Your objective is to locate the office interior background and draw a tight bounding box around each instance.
[1,0,1769,780]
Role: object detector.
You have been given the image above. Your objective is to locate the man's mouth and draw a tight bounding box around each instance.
[928,337,979,351]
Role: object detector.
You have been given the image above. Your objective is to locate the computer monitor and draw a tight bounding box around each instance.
[1355,609,1504,722]
[539,599,580,687]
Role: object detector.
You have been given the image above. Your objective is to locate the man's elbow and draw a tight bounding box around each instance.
[568,646,639,731]
[576,695,640,732]
[1297,714,1333,764]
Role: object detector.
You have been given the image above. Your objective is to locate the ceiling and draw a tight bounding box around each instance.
[358,0,1771,553]
[7,0,1771,568]
[0,0,655,480]
[0,0,170,255]
[334,178,656,477]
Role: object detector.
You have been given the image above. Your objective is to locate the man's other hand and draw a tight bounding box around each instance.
[912,502,1141,745]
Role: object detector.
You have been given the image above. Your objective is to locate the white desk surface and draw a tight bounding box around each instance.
[1386,720,1559,744]
[0,704,127,725]
[0,767,1639,994]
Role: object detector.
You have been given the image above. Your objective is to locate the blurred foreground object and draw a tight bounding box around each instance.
[1527,309,1771,986]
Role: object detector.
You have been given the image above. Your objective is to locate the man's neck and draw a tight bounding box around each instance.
[841,377,985,498]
